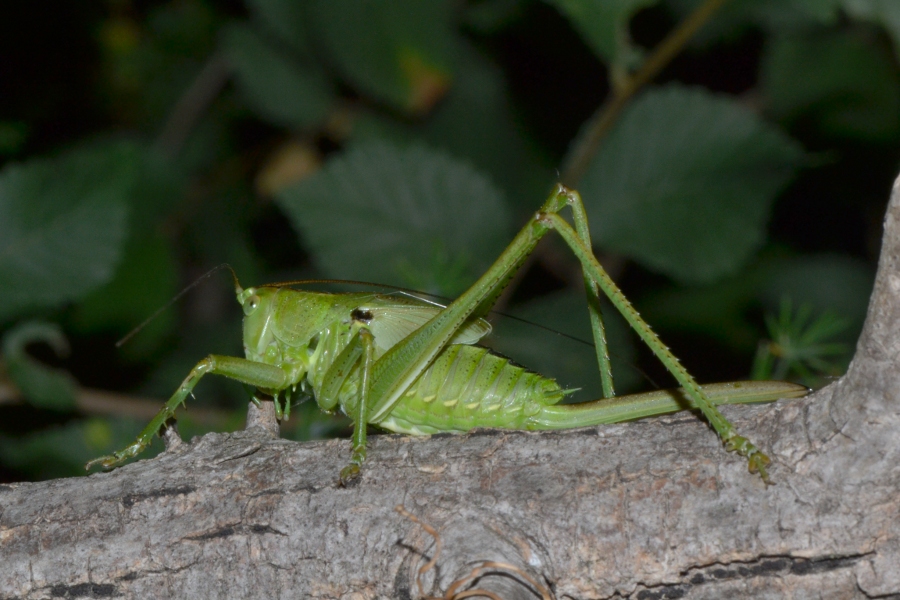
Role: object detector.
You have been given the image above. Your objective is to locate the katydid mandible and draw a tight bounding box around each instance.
[86,185,807,482]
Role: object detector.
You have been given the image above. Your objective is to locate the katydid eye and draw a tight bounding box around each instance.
[243,294,260,315]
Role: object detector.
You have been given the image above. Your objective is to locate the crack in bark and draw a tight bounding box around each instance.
[46,582,118,599]
[120,485,196,508]
[859,585,900,600]
[622,553,871,600]
[213,443,264,464]
[185,522,288,541]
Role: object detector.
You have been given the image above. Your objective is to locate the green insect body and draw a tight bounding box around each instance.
[238,287,805,436]
[240,286,568,434]
[86,185,808,482]
[381,344,566,435]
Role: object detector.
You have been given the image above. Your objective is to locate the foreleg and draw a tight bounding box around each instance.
[316,327,376,482]
[85,355,288,470]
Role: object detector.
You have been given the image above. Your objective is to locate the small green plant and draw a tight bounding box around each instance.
[752,298,850,386]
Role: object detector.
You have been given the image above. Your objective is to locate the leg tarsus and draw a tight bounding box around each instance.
[84,361,211,470]
[273,392,284,420]
[339,443,366,485]
[725,434,772,484]
[339,463,361,486]
[283,388,292,420]
[84,439,152,470]
[339,441,367,485]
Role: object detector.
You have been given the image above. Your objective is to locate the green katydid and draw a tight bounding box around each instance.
[85,185,807,482]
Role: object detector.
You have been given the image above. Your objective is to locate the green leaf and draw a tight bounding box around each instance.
[129,144,190,227]
[115,1,218,125]
[762,29,900,142]
[420,47,553,209]
[464,0,527,33]
[2,321,77,411]
[67,143,184,357]
[0,142,136,322]
[244,0,314,55]
[276,141,512,296]
[350,46,553,209]
[148,0,217,55]
[758,254,874,344]
[221,22,334,130]
[310,0,457,113]
[666,0,841,46]
[641,250,874,352]
[841,0,900,60]
[788,0,844,21]
[543,0,656,67]
[0,121,28,156]
[640,265,763,351]
[579,85,806,284]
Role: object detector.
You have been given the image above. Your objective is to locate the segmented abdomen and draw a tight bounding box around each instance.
[378,344,566,435]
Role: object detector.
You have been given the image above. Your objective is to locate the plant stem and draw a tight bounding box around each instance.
[155,52,231,157]
[560,0,730,186]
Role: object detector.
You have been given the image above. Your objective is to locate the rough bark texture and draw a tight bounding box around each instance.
[2,176,900,600]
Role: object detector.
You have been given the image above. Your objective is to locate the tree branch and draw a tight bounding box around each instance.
[1,174,898,598]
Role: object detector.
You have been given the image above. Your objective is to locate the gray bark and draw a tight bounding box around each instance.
[2,175,900,600]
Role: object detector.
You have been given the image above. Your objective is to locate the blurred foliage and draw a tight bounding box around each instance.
[0,0,895,482]
[750,298,849,385]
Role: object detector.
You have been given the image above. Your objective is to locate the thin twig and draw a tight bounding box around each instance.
[1,377,330,440]
[155,51,231,157]
[559,0,730,186]
[0,382,228,426]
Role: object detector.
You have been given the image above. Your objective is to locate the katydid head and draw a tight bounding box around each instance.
[237,286,278,361]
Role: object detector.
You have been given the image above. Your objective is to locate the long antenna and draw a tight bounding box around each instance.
[260,277,421,292]
[118,270,660,389]
[269,278,607,348]
[116,263,235,348]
